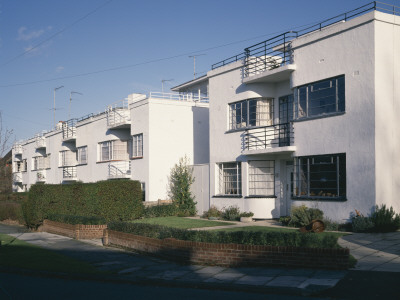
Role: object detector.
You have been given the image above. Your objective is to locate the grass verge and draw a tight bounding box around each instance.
[131,216,235,229]
[0,233,99,274]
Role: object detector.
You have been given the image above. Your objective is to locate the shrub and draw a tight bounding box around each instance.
[202,206,223,219]
[108,222,339,248]
[279,216,291,226]
[239,212,254,218]
[371,205,400,233]
[168,156,196,216]
[222,206,241,221]
[352,216,374,233]
[0,202,24,223]
[23,181,143,228]
[143,204,178,218]
[289,205,324,227]
[47,214,106,225]
[323,219,352,232]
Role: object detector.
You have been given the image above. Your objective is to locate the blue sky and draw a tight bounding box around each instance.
[1,0,399,145]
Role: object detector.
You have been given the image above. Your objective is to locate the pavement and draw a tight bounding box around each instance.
[1,222,400,296]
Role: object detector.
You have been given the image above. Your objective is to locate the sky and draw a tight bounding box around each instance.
[1,0,399,146]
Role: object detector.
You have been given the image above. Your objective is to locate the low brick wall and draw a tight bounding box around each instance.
[103,229,349,269]
[42,219,107,240]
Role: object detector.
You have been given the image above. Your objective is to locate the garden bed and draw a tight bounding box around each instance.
[41,219,107,240]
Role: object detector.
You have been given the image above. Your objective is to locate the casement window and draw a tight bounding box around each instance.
[132,134,143,158]
[248,160,275,196]
[294,75,345,119]
[218,162,242,195]
[293,153,346,199]
[229,98,273,130]
[98,140,129,162]
[59,150,77,167]
[32,155,50,171]
[14,161,23,172]
[77,146,88,165]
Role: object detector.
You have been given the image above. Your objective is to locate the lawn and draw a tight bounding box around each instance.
[132,216,235,229]
[0,233,99,274]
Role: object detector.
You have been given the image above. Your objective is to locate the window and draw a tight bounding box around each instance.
[23,159,27,172]
[77,146,88,165]
[98,140,129,162]
[294,75,345,119]
[32,155,50,171]
[248,160,275,196]
[293,153,346,199]
[59,150,77,167]
[229,98,273,130]
[132,134,143,158]
[218,162,242,195]
[14,161,23,172]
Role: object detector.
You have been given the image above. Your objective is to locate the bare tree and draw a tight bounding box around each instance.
[0,112,13,157]
[0,112,14,194]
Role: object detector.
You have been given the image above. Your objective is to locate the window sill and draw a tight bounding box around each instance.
[245,195,277,198]
[96,160,128,164]
[291,196,347,202]
[76,163,87,166]
[292,111,345,123]
[131,156,143,160]
[225,124,273,134]
[213,195,243,198]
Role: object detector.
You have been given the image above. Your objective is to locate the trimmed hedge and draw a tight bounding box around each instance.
[0,193,29,203]
[23,181,143,228]
[108,222,339,248]
[0,202,24,223]
[143,204,178,218]
[47,214,106,225]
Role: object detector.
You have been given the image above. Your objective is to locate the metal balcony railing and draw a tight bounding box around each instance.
[13,172,22,183]
[243,123,294,151]
[212,2,400,77]
[149,92,209,103]
[63,167,77,180]
[106,99,130,128]
[62,119,77,140]
[36,171,46,182]
[108,161,131,179]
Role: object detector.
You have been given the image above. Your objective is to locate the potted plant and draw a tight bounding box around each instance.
[240,212,254,223]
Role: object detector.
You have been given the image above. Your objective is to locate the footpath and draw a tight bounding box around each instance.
[1,222,400,297]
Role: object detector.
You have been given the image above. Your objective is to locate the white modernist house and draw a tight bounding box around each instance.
[12,91,209,203]
[181,3,400,222]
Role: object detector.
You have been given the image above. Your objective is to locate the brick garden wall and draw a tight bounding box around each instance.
[42,219,107,240]
[104,229,349,269]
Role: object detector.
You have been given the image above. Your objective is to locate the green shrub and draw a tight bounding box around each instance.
[47,214,106,225]
[0,202,24,223]
[108,222,338,248]
[143,204,178,218]
[202,206,223,219]
[289,205,324,227]
[239,212,254,218]
[352,216,374,233]
[323,219,352,232]
[168,156,196,216]
[23,181,143,228]
[371,205,400,232]
[279,216,291,226]
[222,206,241,221]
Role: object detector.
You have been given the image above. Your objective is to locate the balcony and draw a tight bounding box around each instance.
[108,161,131,179]
[62,119,77,141]
[13,143,23,155]
[242,123,296,155]
[35,134,46,149]
[13,172,22,183]
[63,167,77,181]
[149,92,209,103]
[106,99,131,129]
[36,171,46,182]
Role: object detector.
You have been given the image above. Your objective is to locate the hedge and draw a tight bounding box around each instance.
[108,222,339,248]
[23,181,143,228]
[47,214,106,225]
[143,204,178,218]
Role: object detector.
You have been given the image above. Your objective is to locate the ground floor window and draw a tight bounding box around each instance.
[248,160,275,196]
[218,162,242,195]
[293,153,346,199]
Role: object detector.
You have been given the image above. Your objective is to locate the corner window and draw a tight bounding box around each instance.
[77,146,88,165]
[248,160,275,196]
[132,134,143,158]
[294,75,345,119]
[293,153,346,199]
[218,162,242,195]
[229,98,273,130]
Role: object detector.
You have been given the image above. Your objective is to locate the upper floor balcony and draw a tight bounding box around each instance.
[12,143,23,155]
[149,91,209,103]
[63,166,77,181]
[106,99,131,129]
[108,161,131,179]
[242,123,296,155]
[62,119,77,141]
[36,170,46,183]
[34,134,46,149]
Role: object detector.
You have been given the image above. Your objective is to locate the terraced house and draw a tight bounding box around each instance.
[12,2,400,222]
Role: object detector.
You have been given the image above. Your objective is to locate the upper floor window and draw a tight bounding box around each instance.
[218,162,242,196]
[294,75,345,119]
[229,98,273,130]
[98,140,129,162]
[32,155,50,171]
[132,134,143,158]
[59,150,77,167]
[77,146,88,165]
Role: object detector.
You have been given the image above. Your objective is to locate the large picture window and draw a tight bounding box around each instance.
[32,155,50,171]
[248,160,275,196]
[132,134,143,158]
[59,150,77,167]
[218,162,242,195]
[294,75,345,119]
[293,153,346,199]
[98,140,129,162]
[229,98,273,130]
